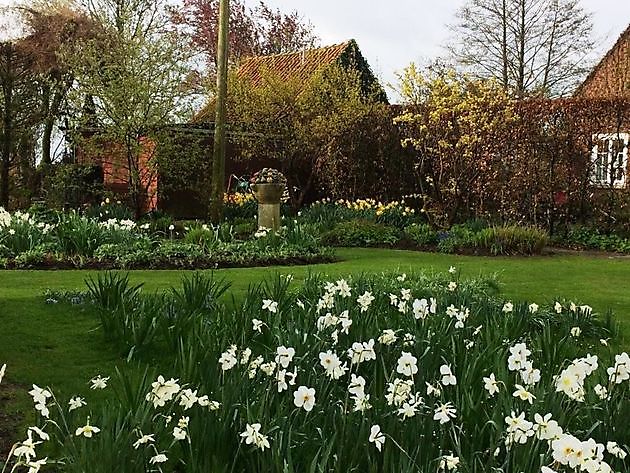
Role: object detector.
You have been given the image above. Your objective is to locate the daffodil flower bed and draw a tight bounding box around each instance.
[4,269,629,473]
[0,208,332,269]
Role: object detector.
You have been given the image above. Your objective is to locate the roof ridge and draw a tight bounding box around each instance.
[239,40,352,63]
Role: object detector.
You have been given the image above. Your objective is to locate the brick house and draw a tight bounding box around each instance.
[575,24,630,189]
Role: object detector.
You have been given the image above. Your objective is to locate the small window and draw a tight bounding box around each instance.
[591,133,628,188]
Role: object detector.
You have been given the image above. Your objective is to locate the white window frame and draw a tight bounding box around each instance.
[591,133,629,188]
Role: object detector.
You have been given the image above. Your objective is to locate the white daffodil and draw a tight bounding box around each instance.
[433,402,457,424]
[448,266,457,274]
[368,424,385,452]
[13,433,40,462]
[262,299,278,313]
[348,339,376,365]
[0,363,6,384]
[502,302,513,313]
[396,352,418,377]
[293,386,316,412]
[528,303,539,313]
[260,361,277,376]
[149,453,168,464]
[357,291,375,312]
[352,393,372,412]
[554,301,563,314]
[336,279,351,298]
[513,384,536,404]
[28,385,52,406]
[378,329,398,345]
[146,376,181,407]
[90,375,109,390]
[179,388,198,410]
[570,326,581,338]
[219,347,238,371]
[533,413,563,441]
[319,350,347,379]
[75,419,101,438]
[25,427,48,443]
[348,374,366,397]
[252,319,264,333]
[594,384,609,400]
[133,433,155,449]
[172,426,187,441]
[447,281,457,292]
[439,454,460,471]
[606,441,627,460]
[275,346,296,368]
[440,364,457,386]
[412,298,430,320]
[25,457,47,473]
[240,423,270,450]
[505,411,535,445]
[68,397,87,411]
[607,352,630,384]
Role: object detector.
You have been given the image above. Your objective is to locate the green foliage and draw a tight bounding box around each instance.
[403,223,438,246]
[556,226,630,254]
[321,219,400,247]
[23,271,628,473]
[474,225,549,256]
[41,163,104,209]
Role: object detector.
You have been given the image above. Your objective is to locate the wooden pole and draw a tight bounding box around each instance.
[210,0,229,223]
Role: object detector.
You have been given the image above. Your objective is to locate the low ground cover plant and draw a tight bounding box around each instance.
[4,270,628,472]
[553,226,630,254]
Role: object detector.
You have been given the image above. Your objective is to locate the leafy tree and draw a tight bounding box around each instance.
[64,0,196,217]
[170,0,318,71]
[0,41,41,208]
[448,0,595,96]
[19,2,99,165]
[227,65,395,209]
[394,64,515,225]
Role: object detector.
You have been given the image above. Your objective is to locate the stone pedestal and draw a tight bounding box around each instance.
[251,183,285,231]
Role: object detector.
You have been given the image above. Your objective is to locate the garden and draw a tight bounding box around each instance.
[2,0,630,472]
[2,182,630,472]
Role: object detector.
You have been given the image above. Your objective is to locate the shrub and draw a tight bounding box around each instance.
[321,219,400,247]
[474,225,549,255]
[404,223,438,246]
[436,225,476,253]
[557,226,630,254]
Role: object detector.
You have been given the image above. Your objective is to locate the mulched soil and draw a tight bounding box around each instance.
[1,254,338,271]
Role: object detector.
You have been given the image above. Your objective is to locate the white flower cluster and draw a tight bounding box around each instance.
[555,354,598,402]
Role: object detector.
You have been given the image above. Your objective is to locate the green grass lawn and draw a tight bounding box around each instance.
[1,248,629,449]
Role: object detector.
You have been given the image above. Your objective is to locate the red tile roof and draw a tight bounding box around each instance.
[193,41,352,122]
[575,23,630,97]
[237,41,351,88]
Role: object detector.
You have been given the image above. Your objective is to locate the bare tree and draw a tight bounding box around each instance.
[448,0,595,96]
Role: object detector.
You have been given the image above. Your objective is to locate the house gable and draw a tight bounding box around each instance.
[193,40,386,122]
[575,24,630,99]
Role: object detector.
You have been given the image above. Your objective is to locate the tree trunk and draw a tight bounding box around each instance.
[1,73,13,208]
[502,0,509,89]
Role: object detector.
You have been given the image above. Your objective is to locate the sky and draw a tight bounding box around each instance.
[243,0,630,91]
[2,0,629,91]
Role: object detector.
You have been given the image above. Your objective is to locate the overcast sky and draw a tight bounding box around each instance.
[244,0,630,91]
[2,0,629,91]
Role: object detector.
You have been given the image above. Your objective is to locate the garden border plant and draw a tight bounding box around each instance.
[2,269,628,473]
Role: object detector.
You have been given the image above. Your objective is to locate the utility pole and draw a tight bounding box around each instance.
[210,0,229,223]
